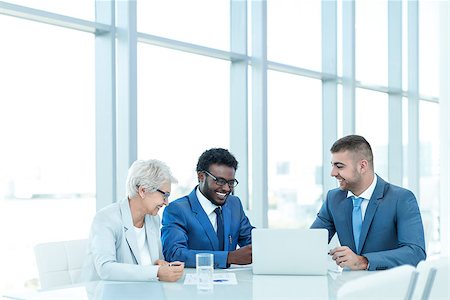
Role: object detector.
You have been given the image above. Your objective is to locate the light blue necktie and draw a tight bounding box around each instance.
[352,196,363,253]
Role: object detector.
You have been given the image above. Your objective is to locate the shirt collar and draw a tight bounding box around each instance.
[347,174,378,200]
[196,186,219,215]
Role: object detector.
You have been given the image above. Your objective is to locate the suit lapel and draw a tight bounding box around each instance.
[358,175,385,253]
[120,198,140,264]
[188,188,219,250]
[222,202,231,251]
[144,215,160,263]
[341,194,356,251]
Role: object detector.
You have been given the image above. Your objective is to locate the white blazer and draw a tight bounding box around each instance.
[81,198,163,281]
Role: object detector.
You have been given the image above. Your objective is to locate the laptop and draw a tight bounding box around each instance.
[252,228,329,275]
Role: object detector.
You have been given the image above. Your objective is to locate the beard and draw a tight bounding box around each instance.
[201,180,230,206]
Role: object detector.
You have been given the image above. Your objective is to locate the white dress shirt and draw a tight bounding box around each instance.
[347,174,378,221]
[196,187,221,232]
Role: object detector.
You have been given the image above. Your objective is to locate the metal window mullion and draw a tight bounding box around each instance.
[322,0,338,195]
[137,32,246,61]
[0,1,109,33]
[116,0,137,199]
[230,0,249,208]
[267,61,323,79]
[251,0,268,228]
[95,0,116,209]
[342,0,355,135]
[439,0,450,256]
[408,0,419,198]
[388,0,403,186]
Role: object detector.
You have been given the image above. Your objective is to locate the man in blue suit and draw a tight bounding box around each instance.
[161,148,254,268]
[311,135,426,271]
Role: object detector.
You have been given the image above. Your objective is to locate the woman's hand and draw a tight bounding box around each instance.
[157,262,185,282]
[155,259,169,266]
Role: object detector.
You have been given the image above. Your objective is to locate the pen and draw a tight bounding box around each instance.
[168,263,181,266]
[229,235,232,245]
[213,279,228,282]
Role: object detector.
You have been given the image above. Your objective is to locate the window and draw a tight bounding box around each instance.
[267,0,321,70]
[355,0,388,86]
[419,101,440,254]
[355,89,389,178]
[419,0,440,96]
[0,15,95,291]
[7,0,93,20]
[137,0,229,50]
[267,71,322,228]
[137,43,230,200]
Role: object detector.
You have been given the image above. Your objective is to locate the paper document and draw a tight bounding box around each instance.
[184,273,237,285]
[225,264,252,271]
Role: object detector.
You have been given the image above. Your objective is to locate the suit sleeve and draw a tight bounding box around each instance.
[364,192,426,270]
[88,212,159,281]
[310,191,337,243]
[161,203,229,268]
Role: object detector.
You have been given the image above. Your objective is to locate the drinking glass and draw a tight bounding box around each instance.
[196,253,213,290]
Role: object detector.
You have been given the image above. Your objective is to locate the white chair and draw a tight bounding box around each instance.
[337,265,419,300]
[413,257,450,300]
[34,239,88,290]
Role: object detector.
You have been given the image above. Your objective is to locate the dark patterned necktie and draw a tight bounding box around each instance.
[214,207,224,251]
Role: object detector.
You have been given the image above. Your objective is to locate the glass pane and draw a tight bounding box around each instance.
[337,0,343,77]
[137,0,229,50]
[7,0,94,20]
[355,0,387,86]
[355,89,388,178]
[0,16,95,292]
[402,97,409,188]
[248,67,253,209]
[419,0,440,97]
[267,0,321,70]
[402,0,408,91]
[337,84,343,137]
[137,43,230,202]
[267,72,322,228]
[419,101,440,254]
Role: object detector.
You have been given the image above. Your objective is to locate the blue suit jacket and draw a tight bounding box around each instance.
[161,187,254,268]
[311,175,426,270]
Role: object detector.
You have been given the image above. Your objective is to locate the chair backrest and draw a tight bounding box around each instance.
[413,257,450,300]
[34,239,88,290]
[337,265,419,300]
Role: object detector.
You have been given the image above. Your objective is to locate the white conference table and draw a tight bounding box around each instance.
[3,267,372,300]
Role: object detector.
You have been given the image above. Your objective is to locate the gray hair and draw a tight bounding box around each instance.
[126,159,177,198]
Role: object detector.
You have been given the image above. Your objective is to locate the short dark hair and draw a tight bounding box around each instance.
[196,148,238,172]
[330,135,374,167]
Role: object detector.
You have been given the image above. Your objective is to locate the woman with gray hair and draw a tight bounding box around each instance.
[82,159,184,282]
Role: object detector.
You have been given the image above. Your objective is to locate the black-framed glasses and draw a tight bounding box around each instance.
[156,189,170,202]
[203,170,239,188]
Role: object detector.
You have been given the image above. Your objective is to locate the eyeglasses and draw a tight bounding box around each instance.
[203,170,239,188]
[156,189,170,202]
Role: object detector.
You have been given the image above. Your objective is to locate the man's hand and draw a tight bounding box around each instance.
[227,244,252,265]
[329,246,368,270]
